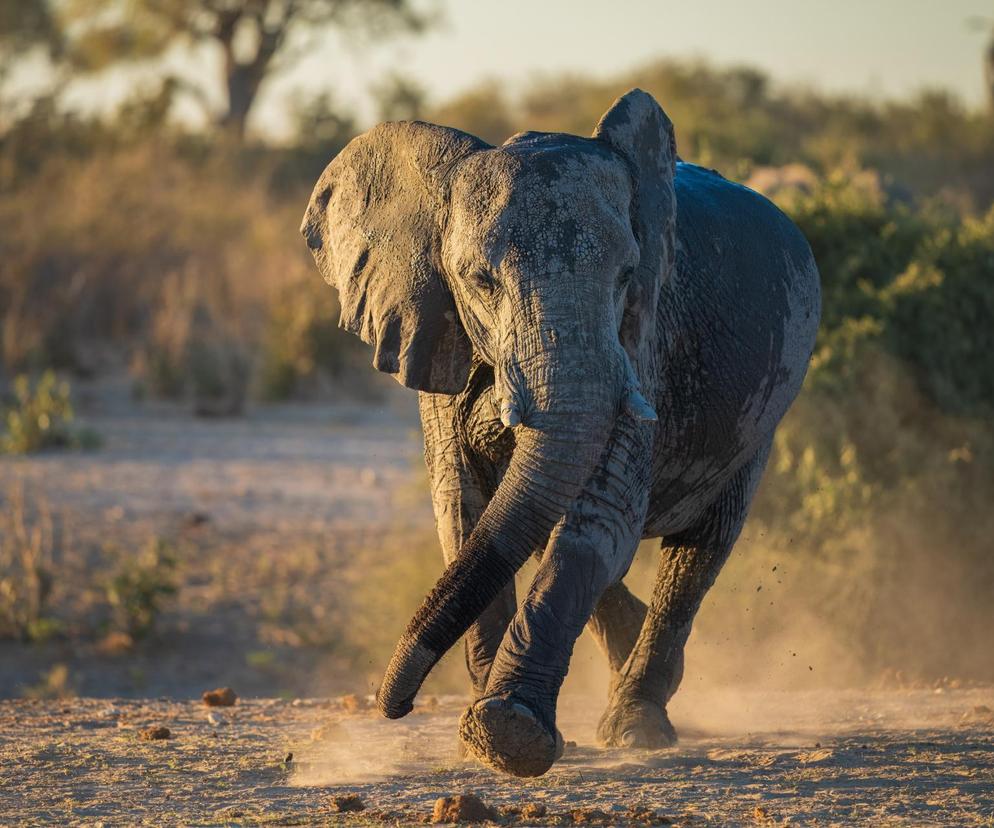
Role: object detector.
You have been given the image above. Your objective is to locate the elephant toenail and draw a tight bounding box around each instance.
[481,698,503,711]
[621,730,639,747]
[512,703,536,720]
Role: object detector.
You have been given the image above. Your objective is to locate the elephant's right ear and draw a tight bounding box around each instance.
[301,122,489,394]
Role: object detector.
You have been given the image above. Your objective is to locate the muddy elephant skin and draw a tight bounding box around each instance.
[301,89,820,777]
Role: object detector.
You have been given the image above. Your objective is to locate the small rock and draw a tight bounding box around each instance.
[284,752,293,765]
[974,704,992,714]
[184,511,211,528]
[521,802,547,819]
[202,687,238,707]
[139,725,171,741]
[432,794,498,823]
[628,805,670,824]
[331,794,365,813]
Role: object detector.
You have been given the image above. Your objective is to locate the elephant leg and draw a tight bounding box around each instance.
[458,418,653,777]
[597,440,772,749]
[587,580,648,685]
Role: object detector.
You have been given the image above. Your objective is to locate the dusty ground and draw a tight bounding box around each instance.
[2,688,992,826]
[1,386,431,698]
[3,390,994,824]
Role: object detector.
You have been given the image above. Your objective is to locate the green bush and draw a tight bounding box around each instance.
[1,371,98,454]
[104,538,178,641]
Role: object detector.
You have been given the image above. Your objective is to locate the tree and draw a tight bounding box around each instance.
[61,0,430,138]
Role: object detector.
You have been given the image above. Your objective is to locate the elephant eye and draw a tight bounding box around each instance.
[470,269,497,293]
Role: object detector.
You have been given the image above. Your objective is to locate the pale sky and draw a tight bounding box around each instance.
[36,0,994,136]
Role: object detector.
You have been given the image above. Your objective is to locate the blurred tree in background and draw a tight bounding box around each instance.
[5,0,428,137]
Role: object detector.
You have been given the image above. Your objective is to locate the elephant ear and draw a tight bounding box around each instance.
[593,89,677,356]
[301,121,489,394]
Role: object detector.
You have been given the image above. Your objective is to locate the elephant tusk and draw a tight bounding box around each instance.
[500,400,522,428]
[624,386,658,422]
[617,345,657,422]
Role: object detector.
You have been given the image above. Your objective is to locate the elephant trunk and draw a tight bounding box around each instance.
[376,347,647,718]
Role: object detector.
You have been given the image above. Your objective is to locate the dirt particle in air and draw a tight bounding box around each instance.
[202,687,237,707]
[431,793,498,823]
[139,725,171,741]
[330,793,365,813]
[340,693,366,714]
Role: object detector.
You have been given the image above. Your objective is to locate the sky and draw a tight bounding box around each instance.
[254,0,993,134]
[25,0,994,136]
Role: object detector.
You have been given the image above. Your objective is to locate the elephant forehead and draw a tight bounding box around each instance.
[452,149,634,272]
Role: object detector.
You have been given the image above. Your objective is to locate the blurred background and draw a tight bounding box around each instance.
[1,0,993,702]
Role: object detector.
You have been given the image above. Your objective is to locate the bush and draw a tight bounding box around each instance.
[0,484,59,642]
[257,275,355,401]
[1,371,97,454]
[104,538,178,641]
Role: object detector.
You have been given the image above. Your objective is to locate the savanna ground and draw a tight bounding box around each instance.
[3,388,993,826]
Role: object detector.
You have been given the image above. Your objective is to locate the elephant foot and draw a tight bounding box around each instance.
[597,696,678,749]
[458,696,563,777]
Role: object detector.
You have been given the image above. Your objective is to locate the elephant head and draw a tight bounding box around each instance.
[301,89,677,718]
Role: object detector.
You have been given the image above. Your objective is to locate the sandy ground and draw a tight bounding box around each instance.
[2,688,992,826]
[1,388,431,698]
[3,392,994,824]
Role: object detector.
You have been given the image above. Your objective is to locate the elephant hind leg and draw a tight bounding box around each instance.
[597,438,773,749]
[587,580,647,680]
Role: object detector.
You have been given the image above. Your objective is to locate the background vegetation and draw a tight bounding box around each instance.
[2,2,993,689]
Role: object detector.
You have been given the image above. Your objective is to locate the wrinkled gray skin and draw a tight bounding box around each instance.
[301,89,820,778]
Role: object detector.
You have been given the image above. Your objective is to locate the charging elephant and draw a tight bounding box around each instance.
[301,89,820,778]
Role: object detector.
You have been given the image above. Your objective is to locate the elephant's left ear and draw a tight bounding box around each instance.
[593,89,677,355]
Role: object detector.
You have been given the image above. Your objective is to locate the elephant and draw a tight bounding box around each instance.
[301,88,820,778]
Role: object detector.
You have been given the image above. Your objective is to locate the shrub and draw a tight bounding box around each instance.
[257,276,354,401]
[1,371,97,454]
[0,484,60,642]
[104,538,178,641]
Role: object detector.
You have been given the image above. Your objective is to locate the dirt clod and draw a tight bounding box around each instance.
[521,802,547,819]
[628,805,670,824]
[432,794,498,823]
[202,687,237,707]
[752,805,775,824]
[571,808,614,824]
[139,725,171,741]
[330,793,365,813]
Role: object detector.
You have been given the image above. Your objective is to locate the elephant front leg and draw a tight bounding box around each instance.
[459,529,622,776]
[598,443,771,749]
[458,420,653,777]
